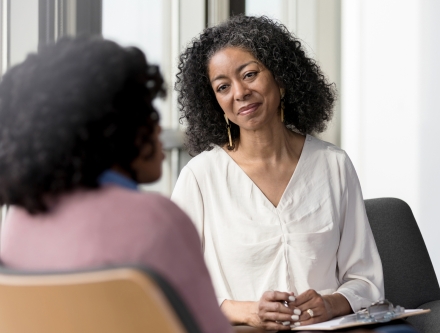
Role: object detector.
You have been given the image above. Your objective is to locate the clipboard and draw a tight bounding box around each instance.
[290,309,430,331]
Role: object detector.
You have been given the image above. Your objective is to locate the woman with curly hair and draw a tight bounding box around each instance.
[0,36,232,333]
[171,15,384,330]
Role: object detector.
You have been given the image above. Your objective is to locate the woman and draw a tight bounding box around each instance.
[171,15,384,330]
[0,36,232,333]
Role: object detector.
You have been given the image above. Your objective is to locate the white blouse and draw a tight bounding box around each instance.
[171,135,384,311]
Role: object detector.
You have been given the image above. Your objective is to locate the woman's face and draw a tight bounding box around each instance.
[131,124,164,184]
[208,47,281,131]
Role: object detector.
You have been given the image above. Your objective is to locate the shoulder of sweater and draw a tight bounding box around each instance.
[102,186,196,229]
[101,186,181,211]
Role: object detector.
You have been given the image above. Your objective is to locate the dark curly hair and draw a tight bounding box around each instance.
[0,36,165,214]
[175,15,336,155]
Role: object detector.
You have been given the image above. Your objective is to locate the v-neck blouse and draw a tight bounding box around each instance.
[171,135,384,311]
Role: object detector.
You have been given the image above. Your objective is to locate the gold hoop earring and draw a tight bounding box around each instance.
[224,114,233,148]
[280,88,285,123]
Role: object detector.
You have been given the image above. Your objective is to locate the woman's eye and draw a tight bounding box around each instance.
[244,71,257,79]
[217,84,228,92]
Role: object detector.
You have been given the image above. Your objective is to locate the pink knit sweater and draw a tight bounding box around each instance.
[0,185,232,333]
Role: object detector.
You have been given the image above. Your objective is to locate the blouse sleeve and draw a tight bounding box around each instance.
[335,154,385,311]
[171,166,205,250]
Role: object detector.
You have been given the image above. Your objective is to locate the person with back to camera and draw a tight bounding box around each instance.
[0,36,233,333]
[171,15,416,331]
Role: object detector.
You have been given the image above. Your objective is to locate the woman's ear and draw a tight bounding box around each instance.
[130,124,163,184]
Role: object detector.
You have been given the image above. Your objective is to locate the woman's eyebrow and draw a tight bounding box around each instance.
[210,61,259,83]
[236,61,259,73]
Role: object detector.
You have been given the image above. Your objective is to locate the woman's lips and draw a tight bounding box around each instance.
[238,103,260,115]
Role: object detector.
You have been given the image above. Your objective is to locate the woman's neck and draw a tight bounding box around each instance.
[232,122,300,163]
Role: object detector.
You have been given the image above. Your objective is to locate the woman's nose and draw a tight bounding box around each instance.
[234,82,251,101]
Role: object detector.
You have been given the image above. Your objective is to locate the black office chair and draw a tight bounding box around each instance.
[365,198,440,333]
[0,265,202,333]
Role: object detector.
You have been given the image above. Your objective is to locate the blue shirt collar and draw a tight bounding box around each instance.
[98,170,138,191]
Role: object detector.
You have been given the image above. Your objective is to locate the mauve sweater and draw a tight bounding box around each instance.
[0,185,232,333]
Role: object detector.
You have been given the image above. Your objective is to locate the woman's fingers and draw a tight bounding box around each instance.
[261,290,292,302]
[290,307,327,327]
[260,320,293,331]
[295,290,326,313]
[292,289,319,307]
[259,299,294,314]
[273,290,351,328]
[294,308,328,327]
[260,310,298,322]
[255,290,301,329]
[288,289,334,326]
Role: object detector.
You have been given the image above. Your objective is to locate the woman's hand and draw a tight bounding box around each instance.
[253,290,299,331]
[221,291,299,330]
[288,290,352,327]
[221,290,351,330]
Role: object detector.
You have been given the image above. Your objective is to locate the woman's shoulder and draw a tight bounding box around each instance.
[306,134,349,158]
[304,134,353,170]
[100,185,166,202]
[101,186,189,219]
[183,145,226,173]
[105,187,199,235]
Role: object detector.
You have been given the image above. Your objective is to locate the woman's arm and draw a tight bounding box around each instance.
[288,153,381,327]
[221,300,258,326]
[322,293,352,318]
[171,166,205,244]
[335,154,384,311]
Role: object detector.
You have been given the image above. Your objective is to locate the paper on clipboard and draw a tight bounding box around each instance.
[290,309,430,331]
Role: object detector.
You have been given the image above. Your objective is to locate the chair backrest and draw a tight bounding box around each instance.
[365,197,440,308]
[0,266,202,333]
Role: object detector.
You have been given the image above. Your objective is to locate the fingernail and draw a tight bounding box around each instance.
[282,321,291,326]
[293,308,301,315]
[290,322,301,328]
[289,296,296,301]
[291,315,299,320]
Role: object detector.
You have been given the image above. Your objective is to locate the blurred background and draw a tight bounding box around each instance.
[1,0,439,282]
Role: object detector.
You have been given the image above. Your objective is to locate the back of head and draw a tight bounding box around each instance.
[0,36,165,214]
